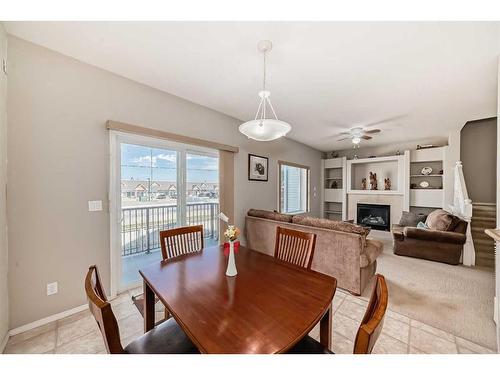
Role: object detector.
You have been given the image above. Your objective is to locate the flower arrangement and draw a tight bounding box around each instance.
[224,225,240,242]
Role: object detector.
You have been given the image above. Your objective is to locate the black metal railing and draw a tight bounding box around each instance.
[121,202,219,256]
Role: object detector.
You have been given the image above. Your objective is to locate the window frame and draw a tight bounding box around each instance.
[278,160,310,214]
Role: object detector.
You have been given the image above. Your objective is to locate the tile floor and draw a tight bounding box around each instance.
[3,287,496,354]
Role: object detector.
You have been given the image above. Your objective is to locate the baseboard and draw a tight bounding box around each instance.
[0,331,9,353]
[8,304,88,337]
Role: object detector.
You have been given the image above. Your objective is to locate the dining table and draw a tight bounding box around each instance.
[139,244,337,354]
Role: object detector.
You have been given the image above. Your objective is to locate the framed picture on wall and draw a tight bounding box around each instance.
[248,154,269,181]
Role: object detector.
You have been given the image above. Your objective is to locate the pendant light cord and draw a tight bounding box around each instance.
[263,49,266,92]
[262,50,266,120]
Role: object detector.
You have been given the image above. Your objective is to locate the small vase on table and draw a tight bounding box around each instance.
[226,240,237,277]
[222,224,240,278]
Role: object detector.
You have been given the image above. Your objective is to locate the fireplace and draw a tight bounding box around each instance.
[357,203,391,231]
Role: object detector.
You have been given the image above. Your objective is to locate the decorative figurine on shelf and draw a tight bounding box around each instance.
[384,178,391,191]
[361,178,367,190]
[369,172,378,190]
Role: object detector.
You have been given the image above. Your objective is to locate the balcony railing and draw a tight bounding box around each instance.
[121,202,219,256]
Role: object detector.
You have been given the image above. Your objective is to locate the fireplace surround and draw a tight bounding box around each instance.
[357,203,391,231]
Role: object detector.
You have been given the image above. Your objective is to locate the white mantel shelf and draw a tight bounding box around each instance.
[347,190,404,195]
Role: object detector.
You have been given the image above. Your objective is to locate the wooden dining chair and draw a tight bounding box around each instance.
[85,265,199,354]
[131,225,204,321]
[160,224,204,260]
[287,274,388,354]
[274,226,316,269]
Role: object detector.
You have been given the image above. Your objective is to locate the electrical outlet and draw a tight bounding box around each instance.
[47,282,58,296]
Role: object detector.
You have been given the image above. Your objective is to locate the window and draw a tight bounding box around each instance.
[279,161,310,214]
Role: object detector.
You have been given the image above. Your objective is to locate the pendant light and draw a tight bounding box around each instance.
[239,40,291,141]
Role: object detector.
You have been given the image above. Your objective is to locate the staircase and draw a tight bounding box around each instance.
[471,202,496,268]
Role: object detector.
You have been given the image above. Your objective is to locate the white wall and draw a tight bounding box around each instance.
[6,36,322,329]
[0,24,8,349]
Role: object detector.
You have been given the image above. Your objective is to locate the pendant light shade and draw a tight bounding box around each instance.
[239,41,291,141]
[239,118,291,141]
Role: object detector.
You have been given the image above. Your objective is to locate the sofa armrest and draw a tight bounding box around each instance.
[403,227,466,245]
[391,224,405,241]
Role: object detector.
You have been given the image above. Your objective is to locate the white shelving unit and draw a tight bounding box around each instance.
[346,155,407,195]
[320,147,448,223]
[321,157,347,220]
[409,146,446,210]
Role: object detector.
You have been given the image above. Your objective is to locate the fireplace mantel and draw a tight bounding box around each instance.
[348,190,404,196]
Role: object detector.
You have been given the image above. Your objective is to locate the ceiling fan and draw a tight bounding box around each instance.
[336,127,382,144]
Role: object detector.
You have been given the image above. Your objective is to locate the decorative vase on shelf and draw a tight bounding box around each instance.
[226,240,238,277]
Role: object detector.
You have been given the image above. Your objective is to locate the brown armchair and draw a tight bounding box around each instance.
[392,209,467,265]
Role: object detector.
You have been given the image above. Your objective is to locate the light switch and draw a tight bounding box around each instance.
[47,282,58,296]
[88,200,103,212]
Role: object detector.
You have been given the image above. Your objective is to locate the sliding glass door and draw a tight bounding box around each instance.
[113,134,219,291]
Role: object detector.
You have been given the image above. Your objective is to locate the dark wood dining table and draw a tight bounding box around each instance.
[139,245,337,354]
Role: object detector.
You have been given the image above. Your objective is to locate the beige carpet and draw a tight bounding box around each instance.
[363,231,497,350]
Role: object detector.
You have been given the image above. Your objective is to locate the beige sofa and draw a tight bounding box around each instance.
[244,211,383,295]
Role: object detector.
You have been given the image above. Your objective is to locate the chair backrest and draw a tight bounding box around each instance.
[85,265,124,354]
[353,274,388,354]
[274,226,317,269]
[160,225,204,260]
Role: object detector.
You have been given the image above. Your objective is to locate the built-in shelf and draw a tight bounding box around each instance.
[410,188,443,190]
[322,157,347,220]
[410,188,443,208]
[410,174,443,177]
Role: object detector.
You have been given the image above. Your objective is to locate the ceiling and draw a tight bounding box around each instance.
[4,22,500,151]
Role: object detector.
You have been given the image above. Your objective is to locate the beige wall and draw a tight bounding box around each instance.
[460,118,497,203]
[0,24,9,346]
[6,37,322,328]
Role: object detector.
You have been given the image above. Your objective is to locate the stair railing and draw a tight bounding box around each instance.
[450,161,475,266]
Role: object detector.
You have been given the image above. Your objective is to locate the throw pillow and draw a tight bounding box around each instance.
[425,209,457,231]
[417,221,429,229]
[399,211,428,227]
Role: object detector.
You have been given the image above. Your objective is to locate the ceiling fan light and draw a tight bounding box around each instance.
[352,137,361,144]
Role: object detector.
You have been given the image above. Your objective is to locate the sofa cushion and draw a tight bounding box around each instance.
[360,239,384,268]
[398,211,428,227]
[247,209,293,223]
[425,209,460,231]
[292,215,370,236]
[404,227,466,245]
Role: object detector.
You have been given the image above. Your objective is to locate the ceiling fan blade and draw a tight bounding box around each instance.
[361,135,373,140]
[337,137,352,142]
[363,129,381,134]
